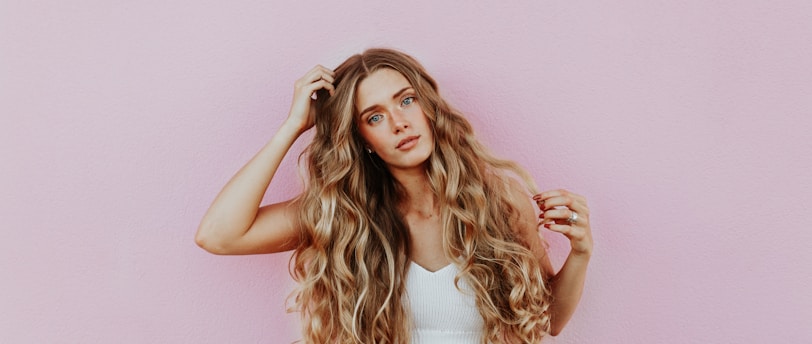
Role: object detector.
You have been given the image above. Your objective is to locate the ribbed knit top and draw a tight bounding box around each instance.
[405,261,484,344]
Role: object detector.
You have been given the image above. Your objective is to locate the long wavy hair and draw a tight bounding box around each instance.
[289,48,551,343]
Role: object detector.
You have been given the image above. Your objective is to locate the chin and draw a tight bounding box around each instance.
[388,152,432,171]
[413,145,433,164]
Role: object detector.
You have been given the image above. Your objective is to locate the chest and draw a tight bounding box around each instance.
[405,262,485,343]
[403,214,449,272]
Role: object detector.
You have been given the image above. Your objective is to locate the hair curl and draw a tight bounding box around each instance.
[289,48,551,343]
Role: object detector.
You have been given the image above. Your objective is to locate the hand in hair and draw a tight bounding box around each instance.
[532,189,591,335]
[195,66,337,255]
[285,65,335,135]
[534,189,593,256]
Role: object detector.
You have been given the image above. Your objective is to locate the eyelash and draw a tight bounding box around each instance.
[365,96,416,124]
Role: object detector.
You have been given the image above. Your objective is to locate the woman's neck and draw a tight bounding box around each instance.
[391,168,437,218]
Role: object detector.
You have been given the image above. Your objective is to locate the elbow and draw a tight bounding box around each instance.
[548,317,565,337]
[549,327,562,337]
[195,224,230,255]
[194,231,219,254]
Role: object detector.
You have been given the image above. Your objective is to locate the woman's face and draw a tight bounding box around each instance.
[355,68,434,173]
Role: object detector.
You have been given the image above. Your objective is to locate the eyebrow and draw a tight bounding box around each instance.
[358,86,413,117]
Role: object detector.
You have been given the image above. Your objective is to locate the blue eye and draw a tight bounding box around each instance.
[368,114,383,124]
[401,97,414,106]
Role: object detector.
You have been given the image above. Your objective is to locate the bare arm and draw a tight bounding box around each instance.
[511,185,593,336]
[195,65,335,255]
[195,126,303,255]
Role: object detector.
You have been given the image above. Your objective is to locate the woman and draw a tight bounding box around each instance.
[196,48,592,343]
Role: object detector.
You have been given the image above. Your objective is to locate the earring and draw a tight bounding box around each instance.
[366,148,373,154]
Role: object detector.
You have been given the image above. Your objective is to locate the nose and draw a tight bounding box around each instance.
[390,109,410,133]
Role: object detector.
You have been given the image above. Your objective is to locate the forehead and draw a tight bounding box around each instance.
[355,68,412,113]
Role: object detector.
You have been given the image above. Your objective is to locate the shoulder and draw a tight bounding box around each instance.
[493,176,538,239]
[503,177,536,219]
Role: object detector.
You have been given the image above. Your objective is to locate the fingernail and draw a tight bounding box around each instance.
[543,224,551,229]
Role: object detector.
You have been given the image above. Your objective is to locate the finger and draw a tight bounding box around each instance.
[541,208,589,225]
[310,68,335,84]
[542,223,574,236]
[302,83,335,100]
[539,208,575,223]
[314,64,335,77]
[535,195,583,214]
[542,199,588,217]
[539,208,569,219]
[534,190,588,214]
[551,216,588,226]
[537,195,572,209]
[302,79,335,96]
[534,189,588,201]
[300,66,335,86]
[533,189,569,203]
[544,224,590,248]
[544,222,588,239]
[317,80,335,95]
[318,71,335,84]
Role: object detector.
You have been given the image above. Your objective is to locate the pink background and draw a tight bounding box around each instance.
[2,1,811,343]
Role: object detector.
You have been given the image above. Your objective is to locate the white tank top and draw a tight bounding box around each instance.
[405,261,485,343]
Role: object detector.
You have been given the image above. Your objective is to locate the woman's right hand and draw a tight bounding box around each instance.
[196,66,335,256]
[285,65,335,134]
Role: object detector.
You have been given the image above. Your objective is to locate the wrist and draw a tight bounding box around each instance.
[569,249,592,261]
[279,120,308,137]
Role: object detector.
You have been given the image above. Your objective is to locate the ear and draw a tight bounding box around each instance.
[360,139,373,154]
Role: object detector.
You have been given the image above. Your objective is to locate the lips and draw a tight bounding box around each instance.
[396,135,420,149]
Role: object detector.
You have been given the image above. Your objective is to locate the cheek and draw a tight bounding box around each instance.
[359,126,386,147]
[416,111,433,138]
[356,126,373,144]
[410,108,430,127]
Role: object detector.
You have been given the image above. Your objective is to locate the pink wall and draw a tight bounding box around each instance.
[2,1,811,342]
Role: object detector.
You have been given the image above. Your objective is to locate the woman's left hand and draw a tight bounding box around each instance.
[533,189,593,257]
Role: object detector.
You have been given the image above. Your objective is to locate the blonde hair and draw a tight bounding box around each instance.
[290,48,551,343]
